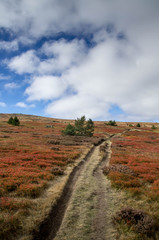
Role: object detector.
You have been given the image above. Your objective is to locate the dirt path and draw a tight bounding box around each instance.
[53,139,117,240]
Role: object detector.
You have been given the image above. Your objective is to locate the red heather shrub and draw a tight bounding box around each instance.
[108,172,134,181]
[18,183,46,198]
[108,172,141,189]
[152,179,159,189]
[151,180,159,199]
[110,130,159,196]
[121,179,141,188]
[140,174,156,183]
[0,197,31,211]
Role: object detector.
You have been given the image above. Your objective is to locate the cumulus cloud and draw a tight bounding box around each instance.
[44,29,159,120]
[1,0,159,121]
[15,102,35,108]
[8,50,40,74]
[25,75,66,101]
[7,39,86,75]
[45,94,110,120]
[39,39,86,74]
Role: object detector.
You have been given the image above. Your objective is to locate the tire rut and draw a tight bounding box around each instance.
[54,138,116,240]
[33,132,125,240]
[92,140,117,240]
[32,140,104,240]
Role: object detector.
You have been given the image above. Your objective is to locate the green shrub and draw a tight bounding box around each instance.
[62,116,94,137]
[12,116,20,126]
[62,123,76,136]
[7,117,14,124]
[106,120,117,126]
[7,116,20,126]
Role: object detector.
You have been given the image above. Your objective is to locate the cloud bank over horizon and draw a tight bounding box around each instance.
[0,0,159,121]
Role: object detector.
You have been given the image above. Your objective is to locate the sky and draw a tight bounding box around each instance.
[0,0,159,121]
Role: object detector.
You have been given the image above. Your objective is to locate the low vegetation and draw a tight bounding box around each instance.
[103,128,159,239]
[152,124,157,129]
[114,207,156,238]
[136,123,141,127]
[0,114,101,240]
[105,120,117,126]
[1,114,159,240]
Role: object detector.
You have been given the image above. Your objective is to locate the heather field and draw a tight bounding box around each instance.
[104,126,159,239]
[0,114,159,240]
[0,114,103,240]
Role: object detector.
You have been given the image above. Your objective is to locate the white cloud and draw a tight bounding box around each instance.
[4,82,19,89]
[0,40,18,51]
[8,50,40,74]
[1,0,159,121]
[44,30,159,120]
[25,75,66,101]
[15,102,35,108]
[0,0,158,40]
[39,39,86,74]
[0,102,6,107]
[7,39,86,75]
[45,94,110,120]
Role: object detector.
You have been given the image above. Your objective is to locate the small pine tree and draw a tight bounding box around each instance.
[8,116,14,125]
[85,118,94,136]
[62,116,94,137]
[136,123,141,127]
[12,116,20,126]
[75,116,86,136]
[62,124,76,135]
[106,120,117,126]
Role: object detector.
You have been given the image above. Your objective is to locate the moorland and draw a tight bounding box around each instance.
[0,114,158,240]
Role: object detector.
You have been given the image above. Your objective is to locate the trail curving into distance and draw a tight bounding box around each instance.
[53,137,117,240]
[33,135,123,240]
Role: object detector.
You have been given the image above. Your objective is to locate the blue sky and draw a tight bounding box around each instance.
[0,0,159,121]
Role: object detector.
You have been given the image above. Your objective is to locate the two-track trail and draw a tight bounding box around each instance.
[52,137,117,240]
[34,136,120,240]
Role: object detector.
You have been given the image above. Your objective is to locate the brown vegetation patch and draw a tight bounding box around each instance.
[103,164,137,176]
[46,134,103,146]
[114,207,156,237]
